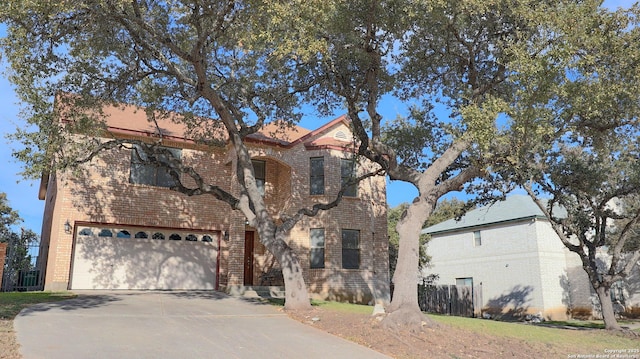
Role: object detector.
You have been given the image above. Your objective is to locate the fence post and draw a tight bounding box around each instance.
[474,283,483,318]
[0,242,6,291]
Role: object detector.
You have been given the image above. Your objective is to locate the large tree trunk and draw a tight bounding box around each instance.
[229,131,312,310]
[383,198,433,331]
[595,285,622,331]
[264,228,312,311]
[279,247,312,310]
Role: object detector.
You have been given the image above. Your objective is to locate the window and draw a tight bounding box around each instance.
[342,229,360,269]
[152,232,165,240]
[252,160,266,196]
[169,233,182,241]
[473,231,481,246]
[79,228,92,236]
[611,280,625,302]
[130,144,182,188]
[456,277,473,287]
[310,228,325,269]
[98,229,113,237]
[310,157,324,195]
[340,159,357,197]
[185,234,198,242]
[135,231,148,239]
[116,230,131,238]
[202,235,213,243]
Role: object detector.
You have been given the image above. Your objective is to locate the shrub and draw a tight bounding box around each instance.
[569,306,593,320]
[621,306,640,319]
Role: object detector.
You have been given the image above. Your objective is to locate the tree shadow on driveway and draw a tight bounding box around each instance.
[164,290,230,300]
[18,294,122,316]
[18,290,286,319]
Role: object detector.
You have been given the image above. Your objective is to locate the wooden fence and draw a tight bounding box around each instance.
[419,284,482,318]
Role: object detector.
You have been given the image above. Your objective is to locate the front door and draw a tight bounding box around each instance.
[244,232,254,286]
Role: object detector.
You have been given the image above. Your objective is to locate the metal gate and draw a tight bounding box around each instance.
[1,236,46,292]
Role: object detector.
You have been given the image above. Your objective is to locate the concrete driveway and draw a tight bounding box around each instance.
[14,291,390,359]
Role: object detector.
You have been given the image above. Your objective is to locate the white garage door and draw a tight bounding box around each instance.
[70,226,219,290]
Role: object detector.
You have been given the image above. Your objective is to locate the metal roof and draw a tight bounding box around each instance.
[422,195,563,235]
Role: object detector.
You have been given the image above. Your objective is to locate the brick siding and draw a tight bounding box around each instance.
[40,122,390,304]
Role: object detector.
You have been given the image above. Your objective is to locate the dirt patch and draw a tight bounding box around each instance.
[0,319,20,359]
[287,308,579,358]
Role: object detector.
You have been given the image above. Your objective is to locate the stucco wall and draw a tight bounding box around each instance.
[426,219,569,319]
[534,220,573,319]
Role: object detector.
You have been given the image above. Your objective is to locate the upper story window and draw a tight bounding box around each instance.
[252,160,266,196]
[473,230,482,247]
[310,157,325,195]
[130,144,182,188]
[309,228,325,269]
[342,229,360,269]
[340,159,357,197]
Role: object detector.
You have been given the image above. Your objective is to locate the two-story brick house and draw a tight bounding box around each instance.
[37,102,390,304]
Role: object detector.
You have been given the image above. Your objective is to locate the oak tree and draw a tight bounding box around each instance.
[0,0,376,310]
[313,0,569,329]
[505,3,640,331]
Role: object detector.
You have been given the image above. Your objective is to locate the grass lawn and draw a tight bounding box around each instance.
[308,300,374,314]
[267,298,374,314]
[0,292,76,319]
[283,300,640,357]
[431,314,640,353]
[276,298,640,353]
[540,320,606,329]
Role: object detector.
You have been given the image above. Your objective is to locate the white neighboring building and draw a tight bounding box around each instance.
[422,195,640,320]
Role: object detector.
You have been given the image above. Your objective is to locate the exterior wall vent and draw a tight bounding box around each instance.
[334,131,349,141]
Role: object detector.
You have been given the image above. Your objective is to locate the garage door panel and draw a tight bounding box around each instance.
[71,228,218,290]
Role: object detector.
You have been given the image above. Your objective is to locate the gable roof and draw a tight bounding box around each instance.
[244,120,312,146]
[58,99,346,148]
[422,195,565,235]
[294,115,356,151]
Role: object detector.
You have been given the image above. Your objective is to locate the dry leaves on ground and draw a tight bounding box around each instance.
[287,308,580,359]
[0,320,20,359]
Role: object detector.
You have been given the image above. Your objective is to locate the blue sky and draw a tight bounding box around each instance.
[0,0,633,234]
[0,49,45,234]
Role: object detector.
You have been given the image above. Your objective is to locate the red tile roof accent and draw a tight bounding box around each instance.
[56,96,350,149]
